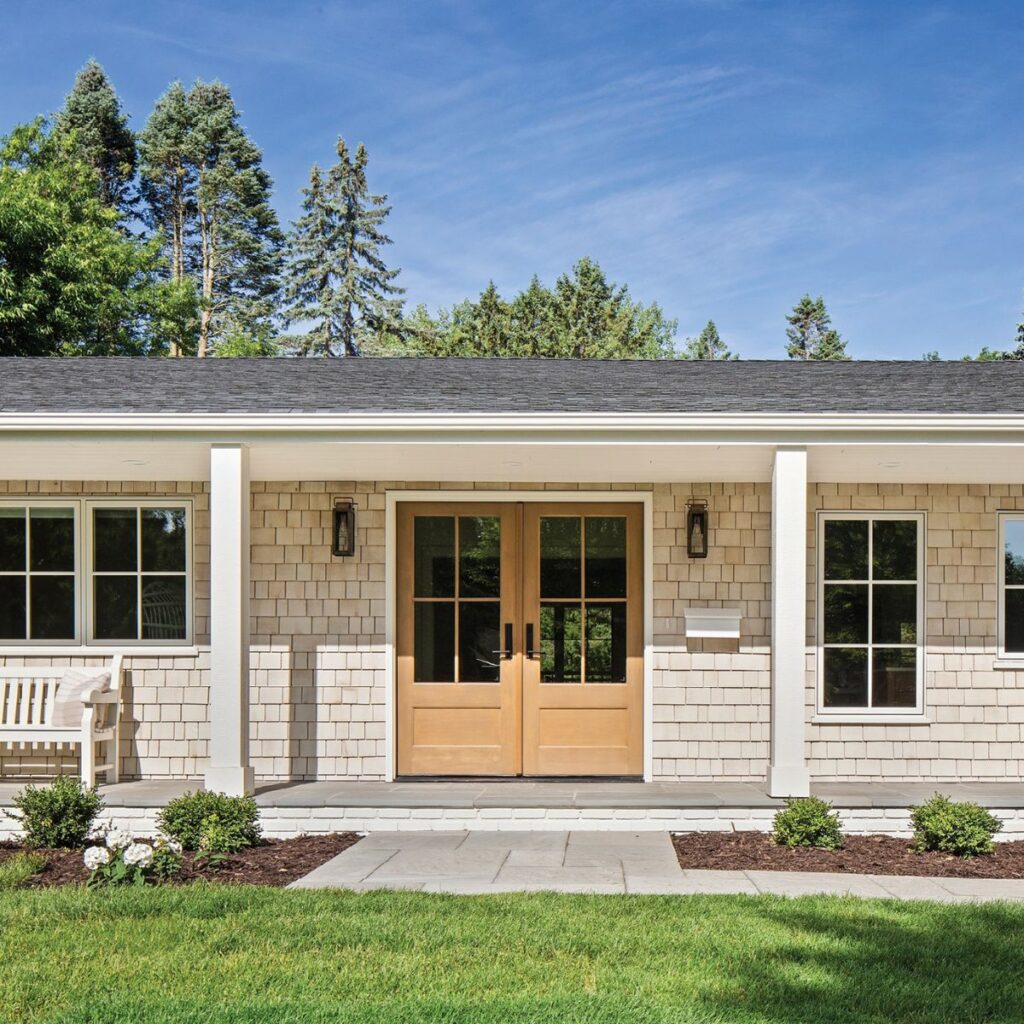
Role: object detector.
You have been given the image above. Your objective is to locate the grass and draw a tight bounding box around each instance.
[0,853,45,891]
[2,887,1024,1023]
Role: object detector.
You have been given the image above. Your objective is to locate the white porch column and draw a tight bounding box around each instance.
[767,446,810,797]
[205,444,254,796]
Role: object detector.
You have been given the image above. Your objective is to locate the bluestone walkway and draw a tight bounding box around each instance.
[288,830,1024,902]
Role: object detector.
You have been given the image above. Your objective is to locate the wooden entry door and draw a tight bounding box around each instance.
[522,504,643,776]
[396,501,643,777]
[397,503,521,775]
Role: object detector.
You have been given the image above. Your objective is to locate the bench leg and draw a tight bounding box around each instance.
[109,719,120,784]
[80,712,95,789]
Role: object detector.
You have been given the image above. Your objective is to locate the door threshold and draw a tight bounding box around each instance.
[396,775,644,784]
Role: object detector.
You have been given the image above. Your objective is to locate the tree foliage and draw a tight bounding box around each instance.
[53,61,137,218]
[0,121,170,356]
[139,80,282,356]
[681,319,736,359]
[283,138,403,356]
[371,258,676,358]
[785,294,848,360]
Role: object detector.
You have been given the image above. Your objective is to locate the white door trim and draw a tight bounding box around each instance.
[383,489,655,782]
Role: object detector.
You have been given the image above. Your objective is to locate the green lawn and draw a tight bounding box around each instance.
[2,887,1023,1023]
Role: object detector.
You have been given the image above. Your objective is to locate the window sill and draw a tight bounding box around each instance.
[993,658,1024,670]
[0,645,205,658]
[812,713,930,726]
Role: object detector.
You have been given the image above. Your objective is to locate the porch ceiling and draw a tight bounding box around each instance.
[5,439,1024,483]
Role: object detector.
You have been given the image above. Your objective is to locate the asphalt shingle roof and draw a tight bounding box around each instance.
[1,357,1023,415]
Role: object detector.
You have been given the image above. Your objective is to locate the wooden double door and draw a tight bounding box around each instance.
[397,502,643,777]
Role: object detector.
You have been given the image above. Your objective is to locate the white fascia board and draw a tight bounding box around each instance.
[3,411,1024,445]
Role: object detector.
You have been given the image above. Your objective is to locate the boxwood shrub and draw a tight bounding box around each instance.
[157,791,261,852]
[771,796,844,849]
[910,794,1002,857]
[10,777,103,848]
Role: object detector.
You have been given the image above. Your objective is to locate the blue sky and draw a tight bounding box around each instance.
[2,0,1023,358]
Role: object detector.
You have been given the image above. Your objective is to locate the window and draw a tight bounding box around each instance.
[0,499,191,647]
[998,514,1024,657]
[0,504,78,642]
[817,513,924,714]
[88,503,190,642]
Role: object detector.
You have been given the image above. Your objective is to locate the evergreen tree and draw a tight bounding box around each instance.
[681,319,736,359]
[469,282,512,355]
[53,61,137,218]
[0,121,168,356]
[139,80,282,356]
[550,257,675,358]
[785,294,849,360]
[508,275,556,355]
[283,138,403,356]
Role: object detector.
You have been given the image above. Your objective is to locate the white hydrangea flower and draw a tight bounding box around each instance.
[84,846,111,870]
[88,823,109,842]
[166,839,183,855]
[123,842,154,868]
[105,827,132,851]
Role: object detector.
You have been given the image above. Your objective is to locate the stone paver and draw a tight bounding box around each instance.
[289,830,1024,903]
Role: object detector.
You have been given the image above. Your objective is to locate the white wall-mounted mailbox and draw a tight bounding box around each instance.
[682,606,742,639]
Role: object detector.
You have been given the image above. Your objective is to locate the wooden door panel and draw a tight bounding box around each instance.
[396,502,520,776]
[522,503,643,777]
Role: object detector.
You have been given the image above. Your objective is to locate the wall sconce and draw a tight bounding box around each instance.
[332,498,357,557]
[686,499,709,559]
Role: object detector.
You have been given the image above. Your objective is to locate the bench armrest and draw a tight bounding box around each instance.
[81,688,119,705]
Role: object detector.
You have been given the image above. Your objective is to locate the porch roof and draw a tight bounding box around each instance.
[3,356,1024,416]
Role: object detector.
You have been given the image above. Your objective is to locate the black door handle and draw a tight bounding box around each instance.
[492,622,514,659]
[526,622,542,658]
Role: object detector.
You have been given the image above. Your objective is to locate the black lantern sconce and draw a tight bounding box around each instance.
[332,498,357,557]
[686,499,709,559]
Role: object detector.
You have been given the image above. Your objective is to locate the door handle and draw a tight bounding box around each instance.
[526,622,542,659]
[492,622,514,660]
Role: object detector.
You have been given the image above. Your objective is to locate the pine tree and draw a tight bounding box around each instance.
[785,294,849,360]
[508,275,556,355]
[470,282,512,355]
[283,138,403,356]
[681,319,736,359]
[139,80,282,356]
[53,61,137,218]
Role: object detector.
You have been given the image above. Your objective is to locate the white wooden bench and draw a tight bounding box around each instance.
[0,656,123,787]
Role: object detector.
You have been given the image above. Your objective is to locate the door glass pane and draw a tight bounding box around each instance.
[0,508,25,572]
[585,517,626,598]
[824,520,868,580]
[141,508,187,572]
[585,604,626,682]
[873,520,917,580]
[873,585,917,644]
[29,507,75,572]
[414,602,454,681]
[94,576,138,640]
[540,517,581,598]
[459,516,500,598]
[414,517,455,598]
[540,603,581,682]
[823,584,868,644]
[1006,590,1024,653]
[1005,521,1024,584]
[873,648,917,707]
[0,576,26,639]
[459,602,500,682]
[142,576,187,640]
[823,648,868,707]
[29,576,75,640]
[94,509,137,572]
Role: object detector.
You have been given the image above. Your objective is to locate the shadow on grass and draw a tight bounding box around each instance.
[703,896,1024,1024]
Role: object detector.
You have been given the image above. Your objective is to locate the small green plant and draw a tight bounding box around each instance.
[0,852,46,890]
[910,794,1003,857]
[150,837,184,881]
[157,791,260,851]
[9,777,103,848]
[771,797,844,849]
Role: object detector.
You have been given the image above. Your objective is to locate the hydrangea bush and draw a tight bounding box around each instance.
[84,824,182,888]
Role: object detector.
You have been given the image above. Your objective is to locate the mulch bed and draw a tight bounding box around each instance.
[673,830,1024,878]
[0,833,361,888]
